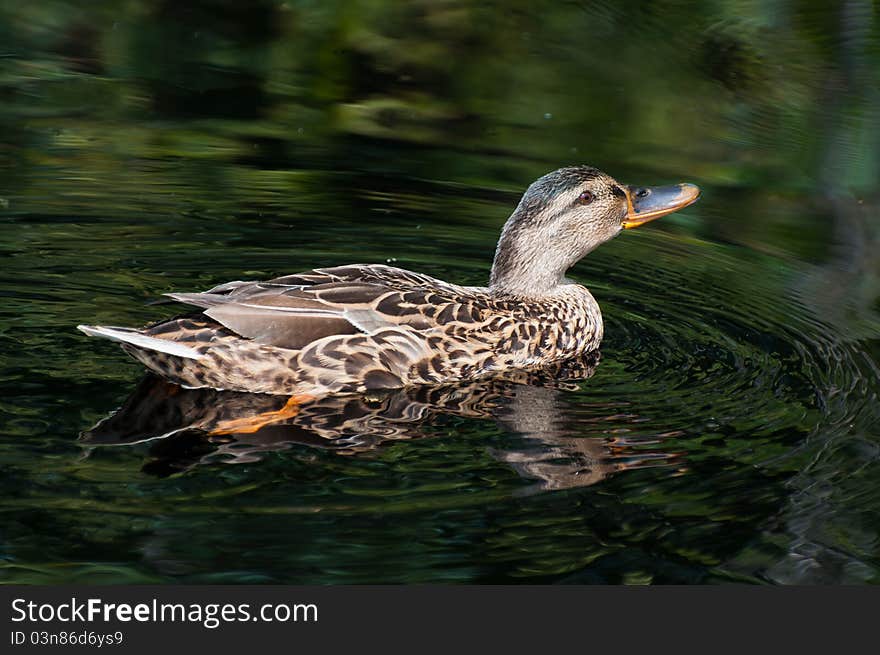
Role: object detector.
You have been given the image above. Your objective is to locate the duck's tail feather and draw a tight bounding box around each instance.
[77,325,203,360]
[163,292,233,308]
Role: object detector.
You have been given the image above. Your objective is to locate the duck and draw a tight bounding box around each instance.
[79,166,700,402]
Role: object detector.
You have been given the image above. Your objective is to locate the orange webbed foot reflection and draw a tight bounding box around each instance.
[81,352,685,491]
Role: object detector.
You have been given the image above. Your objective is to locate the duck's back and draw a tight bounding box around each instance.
[80,264,602,395]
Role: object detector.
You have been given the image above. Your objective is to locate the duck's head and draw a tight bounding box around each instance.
[490,165,700,296]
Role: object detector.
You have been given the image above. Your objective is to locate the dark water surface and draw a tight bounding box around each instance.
[2,1,879,584]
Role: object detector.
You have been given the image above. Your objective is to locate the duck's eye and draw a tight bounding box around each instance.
[576,190,595,205]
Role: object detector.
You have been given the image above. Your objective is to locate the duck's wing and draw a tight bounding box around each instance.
[163,264,487,350]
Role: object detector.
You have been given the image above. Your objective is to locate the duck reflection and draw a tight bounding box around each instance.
[81,353,681,491]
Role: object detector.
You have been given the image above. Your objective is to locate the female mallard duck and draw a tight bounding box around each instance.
[79,166,699,399]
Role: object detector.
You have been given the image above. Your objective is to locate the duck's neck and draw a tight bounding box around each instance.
[489,229,570,297]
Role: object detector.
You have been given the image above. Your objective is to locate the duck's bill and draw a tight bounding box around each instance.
[623,183,701,229]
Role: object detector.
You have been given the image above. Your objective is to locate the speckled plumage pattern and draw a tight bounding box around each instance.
[79,165,693,396]
[119,263,603,395]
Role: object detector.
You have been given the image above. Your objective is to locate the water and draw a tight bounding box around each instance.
[1,1,879,584]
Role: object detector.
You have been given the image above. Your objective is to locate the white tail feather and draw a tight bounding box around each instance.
[77,325,203,360]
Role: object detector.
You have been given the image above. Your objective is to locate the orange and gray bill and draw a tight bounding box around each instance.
[623,183,700,228]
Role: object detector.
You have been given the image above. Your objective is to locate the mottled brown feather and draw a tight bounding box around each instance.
[80,165,658,395]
